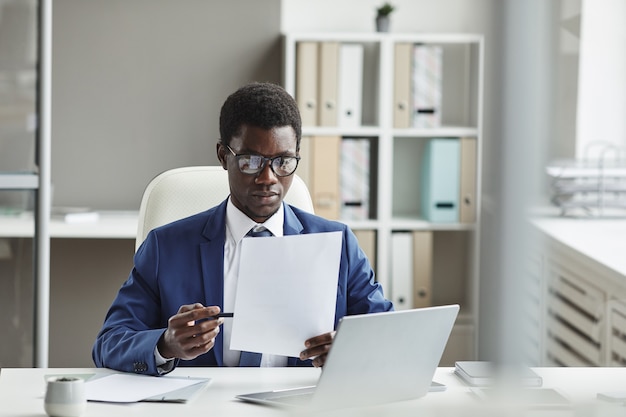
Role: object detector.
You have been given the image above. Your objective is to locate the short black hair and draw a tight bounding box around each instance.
[219,82,302,151]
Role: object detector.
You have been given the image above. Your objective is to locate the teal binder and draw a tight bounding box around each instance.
[421,138,460,222]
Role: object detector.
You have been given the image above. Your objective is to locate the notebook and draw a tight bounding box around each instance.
[455,361,543,387]
[236,304,459,410]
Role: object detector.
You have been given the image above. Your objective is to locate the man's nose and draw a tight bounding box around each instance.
[254,161,278,184]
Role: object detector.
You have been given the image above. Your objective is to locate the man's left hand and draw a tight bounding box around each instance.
[300,331,336,367]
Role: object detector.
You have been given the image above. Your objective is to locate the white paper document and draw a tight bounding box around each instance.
[85,374,209,403]
[230,231,342,357]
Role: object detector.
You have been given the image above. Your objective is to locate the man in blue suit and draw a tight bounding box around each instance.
[93,82,393,375]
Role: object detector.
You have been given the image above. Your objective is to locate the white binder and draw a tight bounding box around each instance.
[337,44,363,128]
[391,232,413,310]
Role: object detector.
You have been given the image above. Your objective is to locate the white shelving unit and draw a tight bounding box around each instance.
[0,0,52,367]
[283,32,483,362]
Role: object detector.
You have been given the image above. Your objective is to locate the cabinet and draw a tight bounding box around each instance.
[0,0,52,367]
[530,218,626,366]
[283,32,484,363]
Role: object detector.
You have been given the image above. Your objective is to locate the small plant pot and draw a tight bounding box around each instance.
[376,16,390,32]
[44,377,86,417]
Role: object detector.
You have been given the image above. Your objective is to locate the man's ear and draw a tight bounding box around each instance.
[216,143,227,169]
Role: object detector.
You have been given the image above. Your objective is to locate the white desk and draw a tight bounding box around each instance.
[531,216,626,280]
[1,367,625,417]
[0,211,138,239]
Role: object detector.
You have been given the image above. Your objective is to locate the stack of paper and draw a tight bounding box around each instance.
[51,207,100,223]
[83,373,210,403]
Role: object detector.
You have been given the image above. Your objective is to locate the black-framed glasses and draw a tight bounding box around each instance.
[225,145,300,177]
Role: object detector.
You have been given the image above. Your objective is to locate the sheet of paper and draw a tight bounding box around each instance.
[85,374,208,403]
[230,231,342,357]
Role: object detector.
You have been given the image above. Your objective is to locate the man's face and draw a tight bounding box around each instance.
[217,124,298,223]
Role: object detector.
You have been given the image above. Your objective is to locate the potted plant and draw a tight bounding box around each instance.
[376,2,395,32]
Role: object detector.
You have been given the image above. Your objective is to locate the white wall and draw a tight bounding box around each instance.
[51,0,282,210]
[576,0,626,159]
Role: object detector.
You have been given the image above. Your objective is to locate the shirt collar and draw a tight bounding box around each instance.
[226,197,284,243]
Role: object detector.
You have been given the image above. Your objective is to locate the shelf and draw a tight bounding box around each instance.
[301,126,479,139]
[392,126,479,138]
[284,32,485,44]
[301,126,382,137]
[340,219,380,230]
[0,173,39,189]
[0,210,138,239]
[390,217,476,231]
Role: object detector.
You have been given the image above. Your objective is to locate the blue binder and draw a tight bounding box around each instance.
[421,138,460,222]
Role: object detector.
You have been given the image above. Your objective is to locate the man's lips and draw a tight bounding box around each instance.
[251,191,279,201]
[251,190,279,197]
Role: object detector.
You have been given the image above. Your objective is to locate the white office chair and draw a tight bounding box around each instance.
[136,166,314,250]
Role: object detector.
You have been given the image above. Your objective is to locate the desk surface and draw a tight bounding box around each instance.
[531,216,626,279]
[1,367,625,417]
[0,210,139,239]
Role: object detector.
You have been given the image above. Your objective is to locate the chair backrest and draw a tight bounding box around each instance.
[136,166,314,250]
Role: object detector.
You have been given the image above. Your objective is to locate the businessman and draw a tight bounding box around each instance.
[93,82,393,375]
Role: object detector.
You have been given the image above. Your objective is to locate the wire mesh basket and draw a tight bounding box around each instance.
[547,142,626,217]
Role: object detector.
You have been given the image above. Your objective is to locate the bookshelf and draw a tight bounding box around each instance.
[283,32,483,362]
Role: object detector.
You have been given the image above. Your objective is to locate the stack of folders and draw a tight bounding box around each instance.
[296,41,363,128]
[454,361,543,387]
[299,136,372,222]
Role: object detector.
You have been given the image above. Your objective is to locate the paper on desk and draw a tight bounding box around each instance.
[230,231,342,357]
[85,374,209,403]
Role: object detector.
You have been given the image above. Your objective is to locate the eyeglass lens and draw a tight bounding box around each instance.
[225,145,299,176]
[238,154,298,176]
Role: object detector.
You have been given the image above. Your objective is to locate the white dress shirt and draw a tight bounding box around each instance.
[223,198,288,367]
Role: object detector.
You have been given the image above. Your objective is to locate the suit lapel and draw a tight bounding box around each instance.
[283,203,305,236]
[199,200,228,366]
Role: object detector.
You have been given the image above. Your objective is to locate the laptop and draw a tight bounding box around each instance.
[236,304,459,410]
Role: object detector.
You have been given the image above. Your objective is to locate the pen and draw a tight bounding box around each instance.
[192,312,234,325]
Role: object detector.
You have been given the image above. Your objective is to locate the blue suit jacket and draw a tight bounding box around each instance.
[92,200,393,375]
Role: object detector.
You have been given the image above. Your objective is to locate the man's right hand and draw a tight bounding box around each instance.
[157,303,224,360]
